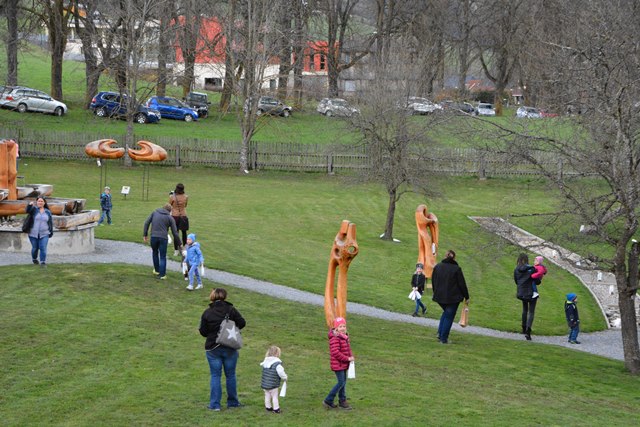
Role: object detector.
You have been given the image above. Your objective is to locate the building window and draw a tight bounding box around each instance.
[205,78,223,90]
[319,54,326,71]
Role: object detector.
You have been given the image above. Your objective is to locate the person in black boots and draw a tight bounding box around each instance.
[513,253,537,340]
[411,263,427,316]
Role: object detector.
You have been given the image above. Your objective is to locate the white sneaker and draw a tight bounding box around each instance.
[196,284,203,290]
[532,292,539,298]
[186,285,194,291]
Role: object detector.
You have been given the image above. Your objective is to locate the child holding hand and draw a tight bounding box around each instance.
[185,233,204,291]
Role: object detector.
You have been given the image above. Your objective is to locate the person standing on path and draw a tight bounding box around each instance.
[411,263,427,317]
[143,203,180,280]
[25,197,53,266]
[199,288,246,411]
[565,293,581,344]
[169,183,189,256]
[431,250,469,344]
[514,253,537,340]
[98,186,112,226]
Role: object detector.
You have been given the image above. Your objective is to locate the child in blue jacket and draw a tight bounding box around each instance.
[98,186,112,225]
[185,233,204,290]
[565,293,580,344]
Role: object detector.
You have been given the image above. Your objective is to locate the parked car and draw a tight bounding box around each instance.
[440,100,475,114]
[244,96,292,117]
[475,102,496,116]
[90,91,161,124]
[539,109,559,118]
[183,91,210,118]
[146,96,199,122]
[316,98,359,117]
[516,106,542,118]
[2,86,67,116]
[400,97,442,115]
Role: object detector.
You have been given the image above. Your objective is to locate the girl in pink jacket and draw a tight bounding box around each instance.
[531,256,547,299]
[322,317,354,410]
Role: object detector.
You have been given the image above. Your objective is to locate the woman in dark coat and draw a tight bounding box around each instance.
[199,288,246,411]
[431,250,469,344]
[514,253,537,340]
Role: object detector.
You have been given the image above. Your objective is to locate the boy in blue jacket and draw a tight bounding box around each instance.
[98,186,112,225]
[185,233,204,291]
[565,293,580,344]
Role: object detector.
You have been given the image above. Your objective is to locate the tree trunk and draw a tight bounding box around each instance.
[381,188,397,240]
[5,0,19,86]
[219,0,237,113]
[619,241,640,373]
[156,13,171,97]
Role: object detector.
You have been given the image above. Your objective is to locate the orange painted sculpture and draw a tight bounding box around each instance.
[84,139,126,159]
[0,139,18,200]
[127,140,167,162]
[324,220,359,329]
[416,204,439,279]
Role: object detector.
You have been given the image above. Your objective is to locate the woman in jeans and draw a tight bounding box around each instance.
[431,250,469,344]
[25,197,53,266]
[169,183,189,256]
[199,288,246,411]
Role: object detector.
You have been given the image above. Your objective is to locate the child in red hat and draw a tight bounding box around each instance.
[323,317,355,410]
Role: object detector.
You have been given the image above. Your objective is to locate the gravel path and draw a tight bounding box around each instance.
[0,239,631,362]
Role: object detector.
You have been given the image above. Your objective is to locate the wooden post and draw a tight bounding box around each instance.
[175,144,181,169]
[327,153,334,175]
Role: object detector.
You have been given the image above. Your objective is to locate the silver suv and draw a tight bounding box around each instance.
[316,98,359,117]
[244,96,292,117]
[400,97,442,115]
[1,86,67,116]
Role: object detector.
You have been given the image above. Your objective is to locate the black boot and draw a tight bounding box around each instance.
[521,324,526,334]
[525,328,532,341]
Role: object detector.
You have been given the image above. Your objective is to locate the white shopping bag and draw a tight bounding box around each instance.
[279,381,287,397]
[181,262,188,274]
[199,264,205,276]
[167,233,172,244]
[347,361,355,379]
[408,289,417,301]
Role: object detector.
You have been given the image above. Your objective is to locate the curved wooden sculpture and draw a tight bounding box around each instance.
[416,204,439,279]
[84,139,125,159]
[0,139,18,200]
[324,220,359,329]
[127,140,167,162]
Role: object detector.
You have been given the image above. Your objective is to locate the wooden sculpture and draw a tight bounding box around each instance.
[127,140,167,162]
[324,220,359,329]
[415,204,439,279]
[0,139,18,200]
[84,139,125,159]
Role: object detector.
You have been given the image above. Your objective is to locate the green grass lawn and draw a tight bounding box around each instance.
[1,264,637,426]
[15,159,606,335]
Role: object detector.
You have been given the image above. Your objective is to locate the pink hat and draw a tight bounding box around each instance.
[535,256,544,264]
[334,317,346,328]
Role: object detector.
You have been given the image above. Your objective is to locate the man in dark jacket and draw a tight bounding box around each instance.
[143,204,180,280]
[431,250,469,344]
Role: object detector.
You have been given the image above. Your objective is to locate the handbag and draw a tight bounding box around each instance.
[347,361,356,379]
[21,214,34,233]
[459,300,469,327]
[216,312,243,349]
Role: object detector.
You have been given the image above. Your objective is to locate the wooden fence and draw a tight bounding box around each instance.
[4,126,574,178]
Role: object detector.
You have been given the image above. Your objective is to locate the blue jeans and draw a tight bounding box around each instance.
[150,237,168,277]
[188,263,202,286]
[98,209,111,225]
[206,347,240,410]
[437,302,460,342]
[325,369,347,404]
[28,235,49,263]
[569,325,580,342]
[415,297,426,314]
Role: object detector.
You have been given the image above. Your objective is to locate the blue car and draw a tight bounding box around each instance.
[145,96,199,122]
[90,91,161,124]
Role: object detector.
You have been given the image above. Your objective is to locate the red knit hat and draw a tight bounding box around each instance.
[334,317,346,328]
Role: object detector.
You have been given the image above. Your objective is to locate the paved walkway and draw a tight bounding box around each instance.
[1,239,634,362]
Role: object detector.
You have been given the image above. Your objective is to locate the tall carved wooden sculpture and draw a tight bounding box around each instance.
[324,220,359,329]
[0,139,18,201]
[416,204,439,279]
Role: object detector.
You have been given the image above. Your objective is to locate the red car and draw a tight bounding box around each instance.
[539,109,559,118]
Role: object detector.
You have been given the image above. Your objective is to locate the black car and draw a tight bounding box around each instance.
[90,91,161,124]
[183,91,210,118]
[441,100,475,114]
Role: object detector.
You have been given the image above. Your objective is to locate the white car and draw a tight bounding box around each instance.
[402,97,442,115]
[2,87,67,116]
[475,103,495,116]
[516,106,542,118]
[316,98,359,117]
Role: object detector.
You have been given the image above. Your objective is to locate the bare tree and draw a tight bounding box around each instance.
[474,0,531,115]
[2,0,20,85]
[347,42,442,240]
[504,0,640,373]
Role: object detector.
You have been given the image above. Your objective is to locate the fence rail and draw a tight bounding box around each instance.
[4,126,579,178]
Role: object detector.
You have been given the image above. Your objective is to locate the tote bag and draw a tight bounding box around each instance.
[459,301,469,327]
[216,313,243,349]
